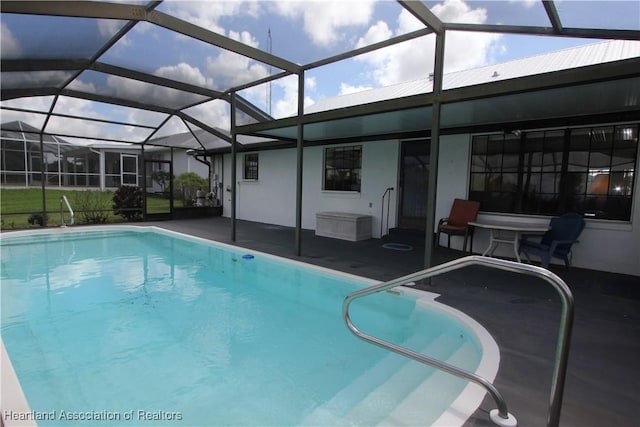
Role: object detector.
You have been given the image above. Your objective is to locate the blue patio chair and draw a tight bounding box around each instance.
[519,213,586,268]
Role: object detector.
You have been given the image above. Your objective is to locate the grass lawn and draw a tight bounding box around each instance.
[1,188,175,229]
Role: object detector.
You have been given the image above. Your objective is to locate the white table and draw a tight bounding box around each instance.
[468,220,550,262]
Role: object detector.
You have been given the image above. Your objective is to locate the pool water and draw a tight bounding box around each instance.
[1,227,492,426]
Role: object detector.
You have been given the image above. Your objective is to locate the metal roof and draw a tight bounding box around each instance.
[306,39,640,114]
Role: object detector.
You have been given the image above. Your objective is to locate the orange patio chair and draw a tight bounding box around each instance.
[436,199,481,253]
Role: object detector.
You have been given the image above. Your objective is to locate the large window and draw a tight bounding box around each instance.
[243,153,258,180]
[324,145,362,192]
[470,124,638,220]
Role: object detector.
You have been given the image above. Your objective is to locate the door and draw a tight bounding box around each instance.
[398,139,430,230]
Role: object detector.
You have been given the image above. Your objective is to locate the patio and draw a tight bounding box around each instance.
[147,217,640,427]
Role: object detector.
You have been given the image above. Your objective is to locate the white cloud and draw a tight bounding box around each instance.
[0,97,53,128]
[306,76,317,91]
[0,95,128,145]
[339,83,373,95]
[272,75,314,118]
[156,62,214,88]
[206,50,269,90]
[1,71,76,90]
[357,20,394,46]
[183,100,230,130]
[97,18,122,39]
[270,0,375,47]
[0,23,21,57]
[164,1,261,38]
[353,0,503,87]
[431,0,488,23]
[510,0,538,8]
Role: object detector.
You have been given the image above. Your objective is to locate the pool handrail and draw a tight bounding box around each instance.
[343,255,574,427]
[60,195,75,226]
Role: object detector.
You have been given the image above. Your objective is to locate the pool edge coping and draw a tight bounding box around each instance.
[1,339,37,427]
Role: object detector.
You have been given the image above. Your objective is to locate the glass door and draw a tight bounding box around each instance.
[398,139,430,230]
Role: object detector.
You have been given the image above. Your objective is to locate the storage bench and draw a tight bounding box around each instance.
[315,212,372,241]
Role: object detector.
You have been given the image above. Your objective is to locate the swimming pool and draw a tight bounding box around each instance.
[1,226,499,426]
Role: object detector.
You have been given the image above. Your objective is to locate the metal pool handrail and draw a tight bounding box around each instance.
[343,255,575,427]
[60,195,75,226]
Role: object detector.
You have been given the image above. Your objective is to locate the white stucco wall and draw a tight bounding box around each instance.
[222,135,639,276]
[223,141,399,238]
[433,134,640,276]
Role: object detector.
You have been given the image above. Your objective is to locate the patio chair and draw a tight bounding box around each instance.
[519,212,585,268]
[436,199,481,253]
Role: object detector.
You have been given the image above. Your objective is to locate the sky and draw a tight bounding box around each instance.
[1,0,639,145]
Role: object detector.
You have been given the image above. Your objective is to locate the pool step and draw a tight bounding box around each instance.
[300,331,463,426]
[377,340,478,426]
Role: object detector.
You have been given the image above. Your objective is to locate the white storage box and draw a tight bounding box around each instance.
[315,212,372,241]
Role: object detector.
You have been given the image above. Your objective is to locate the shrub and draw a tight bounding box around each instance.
[73,190,110,224]
[112,185,143,221]
[27,212,48,226]
[174,172,208,207]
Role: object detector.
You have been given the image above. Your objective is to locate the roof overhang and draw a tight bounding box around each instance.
[235,57,640,145]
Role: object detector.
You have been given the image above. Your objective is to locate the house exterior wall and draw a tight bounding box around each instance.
[223,140,400,238]
[172,152,209,178]
[433,134,640,277]
[223,135,640,276]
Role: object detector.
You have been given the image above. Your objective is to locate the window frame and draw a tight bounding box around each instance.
[469,123,638,221]
[323,145,362,192]
[243,152,259,181]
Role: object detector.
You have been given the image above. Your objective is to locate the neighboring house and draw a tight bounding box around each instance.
[219,40,640,276]
[0,120,208,190]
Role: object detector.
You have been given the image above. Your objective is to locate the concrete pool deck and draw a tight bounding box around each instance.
[148,217,639,427]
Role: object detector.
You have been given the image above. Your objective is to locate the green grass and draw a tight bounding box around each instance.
[0,188,177,230]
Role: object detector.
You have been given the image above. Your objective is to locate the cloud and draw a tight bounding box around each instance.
[101,63,215,113]
[271,75,315,118]
[97,18,123,39]
[0,97,54,129]
[510,0,538,8]
[0,23,21,57]
[353,0,503,87]
[156,62,214,88]
[163,1,261,38]
[339,83,373,95]
[1,71,76,90]
[0,95,122,145]
[183,100,230,130]
[270,1,375,47]
[356,20,394,46]
[206,50,269,90]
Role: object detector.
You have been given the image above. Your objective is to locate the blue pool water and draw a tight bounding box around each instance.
[1,227,494,426]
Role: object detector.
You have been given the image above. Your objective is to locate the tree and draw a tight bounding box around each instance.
[151,170,173,197]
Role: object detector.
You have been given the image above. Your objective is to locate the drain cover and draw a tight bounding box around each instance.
[382,243,413,251]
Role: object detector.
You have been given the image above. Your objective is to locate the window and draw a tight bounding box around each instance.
[105,152,139,187]
[324,145,362,192]
[121,154,138,185]
[469,124,638,220]
[244,153,258,180]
